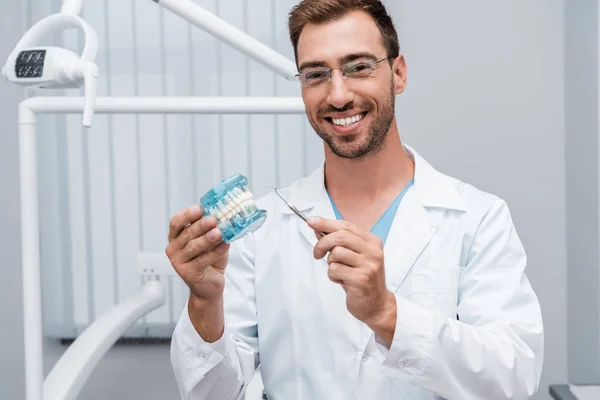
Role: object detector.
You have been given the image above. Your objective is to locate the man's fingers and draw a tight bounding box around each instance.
[313,230,370,260]
[327,245,361,268]
[307,216,344,236]
[172,241,230,284]
[168,205,203,242]
[328,262,354,285]
[188,242,230,272]
[307,216,375,244]
[170,215,218,255]
[178,227,224,263]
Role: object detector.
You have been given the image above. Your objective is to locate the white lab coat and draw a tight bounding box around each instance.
[170,145,544,400]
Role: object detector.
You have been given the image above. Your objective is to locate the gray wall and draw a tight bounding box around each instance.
[388,1,567,398]
[565,0,600,384]
[0,1,25,400]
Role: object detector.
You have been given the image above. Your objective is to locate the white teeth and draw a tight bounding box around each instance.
[331,113,364,127]
[213,190,257,225]
[233,192,243,203]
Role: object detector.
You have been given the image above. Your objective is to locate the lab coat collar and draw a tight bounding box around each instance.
[281,144,467,214]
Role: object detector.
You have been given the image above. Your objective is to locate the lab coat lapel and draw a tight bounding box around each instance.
[382,189,440,293]
[297,192,335,247]
[355,145,467,354]
[281,165,365,353]
[356,190,441,357]
[280,162,335,248]
[382,145,469,293]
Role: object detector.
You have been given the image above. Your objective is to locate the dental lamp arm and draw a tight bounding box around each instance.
[80,62,98,126]
[61,0,84,15]
[6,13,97,63]
[3,12,99,126]
[153,0,299,81]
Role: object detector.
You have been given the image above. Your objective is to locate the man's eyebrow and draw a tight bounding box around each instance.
[298,52,380,71]
[298,60,329,71]
[339,52,379,64]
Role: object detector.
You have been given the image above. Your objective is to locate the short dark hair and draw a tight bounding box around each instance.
[288,0,400,65]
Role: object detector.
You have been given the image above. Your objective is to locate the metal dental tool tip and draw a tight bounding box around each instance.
[271,186,326,238]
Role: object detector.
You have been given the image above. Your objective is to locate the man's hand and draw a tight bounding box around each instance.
[307,216,397,346]
[166,205,232,343]
[166,205,230,302]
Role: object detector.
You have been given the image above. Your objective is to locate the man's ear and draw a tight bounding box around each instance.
[392,55,407,95]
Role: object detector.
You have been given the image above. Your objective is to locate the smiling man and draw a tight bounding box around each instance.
[167,1,544,399]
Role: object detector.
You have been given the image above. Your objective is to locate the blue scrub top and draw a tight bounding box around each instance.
[327,179,414,245]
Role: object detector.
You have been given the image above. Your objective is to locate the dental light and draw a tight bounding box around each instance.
[2,0,98,127]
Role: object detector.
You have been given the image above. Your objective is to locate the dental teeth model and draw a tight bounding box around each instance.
[200,174,267,244]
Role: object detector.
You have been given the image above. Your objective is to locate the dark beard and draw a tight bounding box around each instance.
[307,83,395,160]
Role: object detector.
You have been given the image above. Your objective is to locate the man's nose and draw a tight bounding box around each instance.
[326,70,354,109]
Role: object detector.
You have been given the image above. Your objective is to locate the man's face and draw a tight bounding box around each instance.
[296,11,407,159]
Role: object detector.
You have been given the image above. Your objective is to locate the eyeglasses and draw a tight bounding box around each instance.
[295,57,390,88]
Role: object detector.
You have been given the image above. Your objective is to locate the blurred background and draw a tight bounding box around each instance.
[0,0,585,398]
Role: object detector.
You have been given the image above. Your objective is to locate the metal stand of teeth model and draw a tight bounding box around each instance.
[199,173,267,244]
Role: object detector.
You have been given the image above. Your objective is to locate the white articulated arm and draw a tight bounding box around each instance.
[43,280,166,400]
[153,0,299,81]
[80,61,98,126]
[61,0,84,15]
